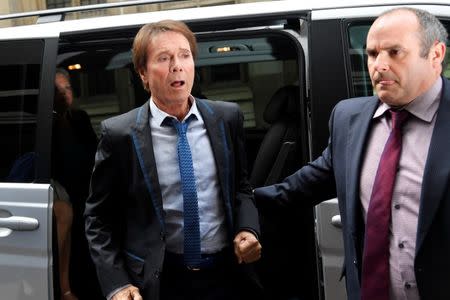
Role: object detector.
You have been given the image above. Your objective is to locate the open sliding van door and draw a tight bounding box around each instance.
[186,11,315,300]
[0,38,58,300]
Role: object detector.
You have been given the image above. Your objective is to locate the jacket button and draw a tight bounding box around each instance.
[160,232,165,241]
[398,242,404,249]
[154,270,160,278]
[405,282,411,289]
[353,259,357,265]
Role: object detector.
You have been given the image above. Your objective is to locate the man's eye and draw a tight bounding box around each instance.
[367,50,377,58]
[389,49,400,56]
[158,56,169,62]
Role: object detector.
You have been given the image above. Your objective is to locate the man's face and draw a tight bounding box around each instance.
[139,31,194,109]
[54,73,73,112]
[366,11,442,106]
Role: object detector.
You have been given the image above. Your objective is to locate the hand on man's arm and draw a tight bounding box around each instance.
[233,230,262,264]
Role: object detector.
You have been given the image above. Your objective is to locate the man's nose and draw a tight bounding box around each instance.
[170,58,183,72]
[373,53,390,72]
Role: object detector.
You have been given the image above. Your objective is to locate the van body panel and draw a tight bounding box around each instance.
[0,0,448,40]
[315,198,347,300]
[0,183,53,300]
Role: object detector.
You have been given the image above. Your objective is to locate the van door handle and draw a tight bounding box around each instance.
[331,215,342,229]
[0,216,39,231]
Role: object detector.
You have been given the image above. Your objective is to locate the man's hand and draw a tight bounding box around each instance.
[233,230,262,264]
[111,285,143,300]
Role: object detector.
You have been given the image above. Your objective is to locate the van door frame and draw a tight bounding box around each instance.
[36,37,59,184]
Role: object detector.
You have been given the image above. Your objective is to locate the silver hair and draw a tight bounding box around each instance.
[379,7,448,57]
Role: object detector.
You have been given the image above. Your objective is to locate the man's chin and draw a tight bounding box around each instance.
[377,92,411,107]
[377,91,396,105]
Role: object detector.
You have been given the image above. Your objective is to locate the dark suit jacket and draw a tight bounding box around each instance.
[85,98,260,299]
[255,77,450,300]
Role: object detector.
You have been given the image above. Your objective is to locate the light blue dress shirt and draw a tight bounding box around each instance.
[149,97,228,254]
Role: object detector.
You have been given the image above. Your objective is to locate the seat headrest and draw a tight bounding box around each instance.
[263,85,299,124]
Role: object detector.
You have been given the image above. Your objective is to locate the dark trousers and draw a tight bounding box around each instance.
[160,251,256,300]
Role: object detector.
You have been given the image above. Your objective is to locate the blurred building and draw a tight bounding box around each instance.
[0,0,271,28]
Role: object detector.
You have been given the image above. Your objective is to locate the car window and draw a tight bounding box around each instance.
[0,40,43,183]
[195,36,298,129]
[347,20,450,97]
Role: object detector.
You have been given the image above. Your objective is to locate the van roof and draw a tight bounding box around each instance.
[0,0,448,40]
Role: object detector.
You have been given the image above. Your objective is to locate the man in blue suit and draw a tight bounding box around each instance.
[255,7,448,300]
[85,20,262,300]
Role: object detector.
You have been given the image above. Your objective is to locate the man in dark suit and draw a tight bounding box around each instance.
[255,7,448,300]
[85,20,262,300]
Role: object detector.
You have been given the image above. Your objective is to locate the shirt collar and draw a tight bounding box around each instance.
[373,77,442,123]
[149,95,201,126]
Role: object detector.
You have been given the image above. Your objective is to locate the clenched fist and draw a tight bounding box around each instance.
[233,230,262,264]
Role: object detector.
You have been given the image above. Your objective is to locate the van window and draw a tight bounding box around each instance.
[0,40,43,183]
[347,20,450,97]
[196,36,299,129]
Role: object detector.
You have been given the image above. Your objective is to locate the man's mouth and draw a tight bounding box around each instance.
[171,80,185,87]
[373,75,396,87]
[377,79,395,85]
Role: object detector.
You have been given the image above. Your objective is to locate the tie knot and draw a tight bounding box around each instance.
[166,116,193,136]
[172,119,188,135]
[389,109,409,130]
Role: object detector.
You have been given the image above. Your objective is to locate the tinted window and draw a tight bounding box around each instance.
[347,20,450,97]
[57,42,138,136]
[0,40,43,182]
[196,36,299,130]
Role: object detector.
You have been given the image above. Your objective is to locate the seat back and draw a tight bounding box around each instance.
[250,85,299,188]
[252,85,315,300]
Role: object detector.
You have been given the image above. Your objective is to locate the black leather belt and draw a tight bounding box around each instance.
[164,248,230,271]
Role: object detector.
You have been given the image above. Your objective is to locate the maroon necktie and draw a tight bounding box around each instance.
[361,109,409,300]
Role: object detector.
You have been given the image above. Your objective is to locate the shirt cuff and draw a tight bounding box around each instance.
[238,228,259,240]
[107,284,132,300]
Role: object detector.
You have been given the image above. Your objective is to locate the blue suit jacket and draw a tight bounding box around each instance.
[255,77,450,300]
[85,98,260,299]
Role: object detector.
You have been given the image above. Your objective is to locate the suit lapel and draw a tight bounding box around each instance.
[196,99,234,229]
[416,78,450,253]
[130,103,165,231]
[346,97,379,236]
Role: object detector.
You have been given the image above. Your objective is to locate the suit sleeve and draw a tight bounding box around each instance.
[233,107,261,237]
[84,121,130,297]
[254,106,338,211]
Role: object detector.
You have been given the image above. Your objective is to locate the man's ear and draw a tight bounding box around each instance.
[138,68,149,90]
[138,68,146,82]
[430,41,446,69]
